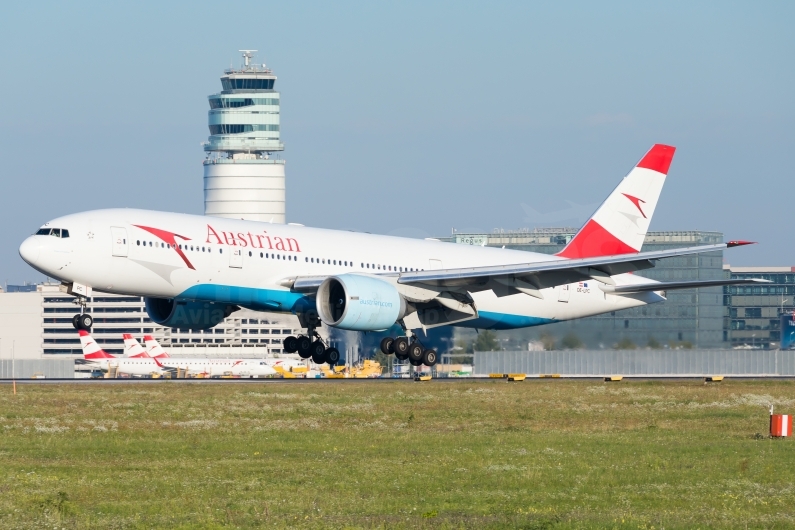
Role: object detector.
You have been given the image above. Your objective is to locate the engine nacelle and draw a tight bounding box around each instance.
[316,274,407,331]
[145,298,238,330]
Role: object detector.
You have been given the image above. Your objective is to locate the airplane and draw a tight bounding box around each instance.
[79,330,167,377]
[149,355,278,378]
[20,144,767,368]
[140,334,282,378]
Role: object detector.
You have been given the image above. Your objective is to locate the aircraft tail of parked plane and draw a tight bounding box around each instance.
[123,334,149,358]
[143,335,169,358]
[557,144,675,259]
[78,329,116,359]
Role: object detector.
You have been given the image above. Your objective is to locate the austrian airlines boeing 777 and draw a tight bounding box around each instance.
[20,145,764,367]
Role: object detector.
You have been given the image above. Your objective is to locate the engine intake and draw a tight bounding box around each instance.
[316,274,406,331]
[145,298,238,330]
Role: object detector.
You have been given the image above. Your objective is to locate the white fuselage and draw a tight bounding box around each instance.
[19,209,663,330]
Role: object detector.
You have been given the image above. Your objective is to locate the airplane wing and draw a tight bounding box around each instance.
[396,241,758,297]
[284,241,762,300]
[599,278,768,294]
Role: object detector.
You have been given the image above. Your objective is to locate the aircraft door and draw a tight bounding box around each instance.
[429,259,443,270]
[557,284,570,303]
[229,249,243,268]
[111,227,128,257]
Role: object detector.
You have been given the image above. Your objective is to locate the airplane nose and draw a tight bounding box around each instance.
[19,237,41,265]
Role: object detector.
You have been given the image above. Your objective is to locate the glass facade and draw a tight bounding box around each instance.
[723,267,795,349]
[221,78,275,90]
[209,97,279,109]
[209,124,280,135]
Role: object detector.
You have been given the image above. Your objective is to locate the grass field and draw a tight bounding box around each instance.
[0,379,794,529]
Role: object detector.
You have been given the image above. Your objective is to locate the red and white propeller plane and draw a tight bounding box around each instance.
[21,145,765,367]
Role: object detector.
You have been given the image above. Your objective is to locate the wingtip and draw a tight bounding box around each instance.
[727,240,756,248]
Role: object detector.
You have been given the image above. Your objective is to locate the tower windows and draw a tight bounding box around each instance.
[209,124,279,135]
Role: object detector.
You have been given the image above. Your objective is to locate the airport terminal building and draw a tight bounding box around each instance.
[0,283,308,360]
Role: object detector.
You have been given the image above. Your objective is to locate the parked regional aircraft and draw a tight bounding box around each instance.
[22,145,766,368]
[80,330,167,377]
[140,334,286,377]
[82,331,277,378]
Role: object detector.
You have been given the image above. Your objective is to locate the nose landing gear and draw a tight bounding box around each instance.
[71,295,93,331]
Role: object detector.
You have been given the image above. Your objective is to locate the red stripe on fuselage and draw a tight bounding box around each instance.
[556,219,639,259]
[134,225,195,270]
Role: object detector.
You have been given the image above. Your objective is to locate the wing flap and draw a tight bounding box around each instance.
[398,243,727,290]
[601,278,769,294]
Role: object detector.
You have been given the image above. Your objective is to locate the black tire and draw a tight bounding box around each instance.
[422,349,438,367]
[72,314,81,330]
[324,347,340,366]
[393,337,410,360]
[409,358,423,366]
[78,313,93,331]
[310,340,326,365]
[407,342,424,363]
[379,337,394,355]
[296,335,312,359]
[283,336,298,353]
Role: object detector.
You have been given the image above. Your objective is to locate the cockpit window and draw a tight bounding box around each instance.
[36,228,69,238]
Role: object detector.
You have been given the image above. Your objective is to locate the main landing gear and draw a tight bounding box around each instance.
[283,328,340,366]
[71,296,93,331]
[380,335,437,367]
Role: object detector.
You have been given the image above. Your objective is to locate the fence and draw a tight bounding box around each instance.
[473,350,795,377]
[0,359,75,379]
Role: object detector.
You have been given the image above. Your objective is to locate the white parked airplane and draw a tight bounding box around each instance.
[82,331,277,378]
[21,145,765,368]
[140,334,285,377]
[79,330,167,377]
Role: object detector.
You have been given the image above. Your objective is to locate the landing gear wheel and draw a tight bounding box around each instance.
[283,336,298,354]
[393,337,410,360]
[296,335,312,359]
[380,337,394,355]
[72,314,81,330]
[77,314,93,331]
[310,340,326,365]
[407,342,424,364]
[409,358,423,367]
[324,347,340,366]
[422,349,438,367]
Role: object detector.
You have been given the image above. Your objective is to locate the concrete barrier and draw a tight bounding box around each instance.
[474,350,795,377]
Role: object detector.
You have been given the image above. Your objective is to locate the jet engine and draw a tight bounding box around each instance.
[316,274,407,331]
[144,298,238,330]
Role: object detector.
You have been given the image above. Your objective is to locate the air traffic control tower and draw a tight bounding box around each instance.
[203,50,285,223]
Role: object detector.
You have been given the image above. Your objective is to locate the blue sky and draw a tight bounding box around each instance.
[1,1,792,284]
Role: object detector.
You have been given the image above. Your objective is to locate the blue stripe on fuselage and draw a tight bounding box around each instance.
[179,284,311,313]
[177,284,555,330]
[455,311,556,330]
